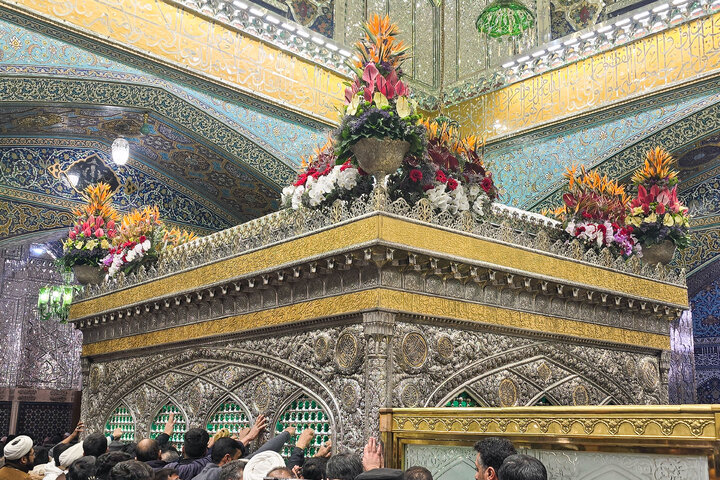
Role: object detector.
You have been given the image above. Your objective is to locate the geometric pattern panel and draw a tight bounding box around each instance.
[0,402,10,436]
[150,403,186,448]
[16,402,73,441]
[104,405,135,442]
[274,395,331,459]
[206,400,250,436]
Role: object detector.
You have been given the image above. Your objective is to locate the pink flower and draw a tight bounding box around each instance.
[386,68,399,86]
[363,86,374,102]
[95,228,104,238]
[656,202,665,214]
[69,230,76,240]
[376,75,395,99]
[394,81,408,97]
[107,220,116,230]
[95,216,104,227]
[362,63,380,84]
[344,78,361,103]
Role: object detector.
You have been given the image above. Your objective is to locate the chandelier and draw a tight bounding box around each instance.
[476,0,534,38]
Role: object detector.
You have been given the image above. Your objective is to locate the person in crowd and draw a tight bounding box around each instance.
[325,454,362,480]
[299,457,327,480]
[29,446,51,478]
[403,467,432,480]
[153,468,179,480]
[159,448,178,465]
[83,434,108,459]
[473,438,517,480]
[110,461,153,480]
[56,443,85,480]
[217,461,244,480]
[192,437,244,480]
[48,423,84,462]
[0,436,35,480]
[496,455,546,480]
[136,440,166,471]
[164,428,212,480]
[96,452,133,480]
[43,444,71,480]
[66,457,96,480]
[263,466,293,478]
[242,451,285,480]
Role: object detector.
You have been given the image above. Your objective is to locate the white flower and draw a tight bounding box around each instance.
[468,185,481,198]
[142,239,151,251]
[291,185,305,209]
[472,197,485,216]
[450,184,469,212]
[426,184,451,212]
[307,184,326,206]
[281,185,295,206]
[565,222,576,236]
[126,250,137,262]
[337,167,359,190]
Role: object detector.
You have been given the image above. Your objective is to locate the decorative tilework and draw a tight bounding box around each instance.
[0,17,327,168]
[16,402,73,441]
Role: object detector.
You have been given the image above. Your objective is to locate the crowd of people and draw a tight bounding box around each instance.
[0,415,547,480]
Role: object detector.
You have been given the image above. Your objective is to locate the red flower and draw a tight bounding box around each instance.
[107,220,115,230]
[626,225,634,233]
[95,228,104,238]
[340,160,352,172]
[656,202,666,214]
[447,178,458,191]
[139,235,147,243]
[481,176,493,192]
[409,169,423,182]
[423,184,434,191]
[582,212,592,219]
[435,171,447,183]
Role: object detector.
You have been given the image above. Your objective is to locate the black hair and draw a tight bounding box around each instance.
[218,460,244,480]
[404,466,433,480]
[121,443,137,458]
[182,429,209,459]
[83,433,109,458]
[34,446,50,466]
[474,437,517,473]
[154,468,179,480]
[67,456,97,480]
[210,438,243,464]
[96,452,133,480]
[135,440,160,463]
[301,457,328,480]
[325,453,363,480]
[497,454,547,480]
[110,460,154,480]
[54,443,72,467]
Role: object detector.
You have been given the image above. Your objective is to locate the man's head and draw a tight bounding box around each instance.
[474,437,517,480]
[496,455,546,480]
[160,446,179,464]
[325,453,363,480]
[3,435,35,471]
[301,457,327,480]
[110,460,154,480]
[211,438,244,466]
[182,429,209,460]
[403,466,432,480]
[96,452,133,480]
[154,468,179,480]
[264,467,292,478]
[218,460,245,480]
[67,457,97,480]
[135,439,161,463]
[53,443,71,468]
[83,433,109,458]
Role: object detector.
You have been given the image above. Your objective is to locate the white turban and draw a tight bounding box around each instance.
[58,442,84,467]
[242,451,286,480]
[4,435,33,460]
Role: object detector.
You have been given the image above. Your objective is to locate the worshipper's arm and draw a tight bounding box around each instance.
[287,428,315,469]
[245,426,295,459]
[155,413,175,448]
[49,421,84,459]
[313,440,331,458]
[362,437,384,471]
[239,414,268,446]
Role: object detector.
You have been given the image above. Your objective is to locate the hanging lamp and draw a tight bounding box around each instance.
[476,0,535,38]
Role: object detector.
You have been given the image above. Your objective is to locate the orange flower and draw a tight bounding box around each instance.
[631,147,678,186]
[353,14,410,70]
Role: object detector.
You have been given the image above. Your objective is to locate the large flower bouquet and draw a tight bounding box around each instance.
[387,119,499,216]
[102,207,196,277]
[626,147,690,249]
[546,165,640,258]
[58,183,119,268]
[335,14,425,162]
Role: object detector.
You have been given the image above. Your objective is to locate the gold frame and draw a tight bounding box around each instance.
[380,406,720,478]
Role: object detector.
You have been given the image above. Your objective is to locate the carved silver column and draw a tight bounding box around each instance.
[362,310,395,439]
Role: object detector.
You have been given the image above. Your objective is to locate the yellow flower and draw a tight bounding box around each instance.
[85,239,98,250]
[100,239,110,249]
[644,213,657,223]
[663,214,674,227]
[631,206,644,216]
[75,241,84,249]
[346,94,361,116]
[373,92,389,109]
[396,96,411,118]
[629,216,641,227]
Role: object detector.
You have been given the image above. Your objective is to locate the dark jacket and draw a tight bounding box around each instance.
[165,454,212,480]
[144,460,168,471]
[354,468,404,480]
[243,431,291,460]
[189,462,219,480]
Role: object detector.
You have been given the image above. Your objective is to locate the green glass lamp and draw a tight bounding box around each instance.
[476,0,535,38]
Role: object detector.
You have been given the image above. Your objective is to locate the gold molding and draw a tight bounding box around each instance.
[70,214,688,321]
[80,288,670,357]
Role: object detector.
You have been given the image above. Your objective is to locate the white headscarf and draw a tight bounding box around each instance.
[242,451,286,480]
[3,435,32,461]
[58,442,84,467]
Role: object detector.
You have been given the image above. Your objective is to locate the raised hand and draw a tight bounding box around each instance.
[362,437,384,471]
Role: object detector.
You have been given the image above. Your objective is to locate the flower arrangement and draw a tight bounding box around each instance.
[102,206,197,277]
[545,165,640,258]
[58,183,119,269]
[626,147,690,249]
[335,14,425,162]
[280,139,373,209]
